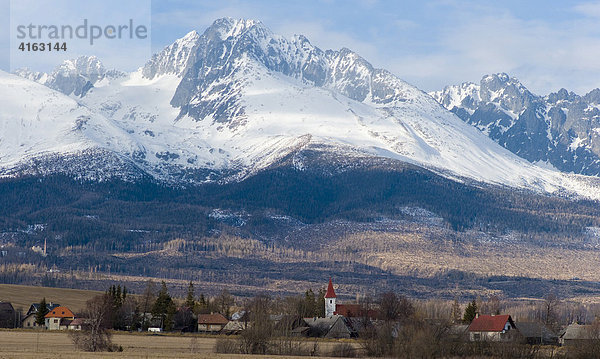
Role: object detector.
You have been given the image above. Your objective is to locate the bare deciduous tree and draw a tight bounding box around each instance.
[70,294,117,352]
[379,292,414,322]
[240,294,273,355]
[140,280,156,330]
[216,289,234,318]
[542,293,560,331]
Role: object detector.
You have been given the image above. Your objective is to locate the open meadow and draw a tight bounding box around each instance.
[0,330,354,359]
[0,283,103,313]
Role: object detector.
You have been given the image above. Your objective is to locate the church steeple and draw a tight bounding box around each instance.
[324,277,336,317]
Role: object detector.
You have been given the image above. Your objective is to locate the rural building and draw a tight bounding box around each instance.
[21,313,41,329]
[272,314,307,335]
[304,315,355,338]
[0,302,16,328]
[221,320,247,335]
[44,306,75,330]
[68,318,86,331]
[516,321,557,345]
[26,302,60,316]
[335,304,378,319]
[468,314,519,342]
[447,324,469,341]
[197,313,229,333]
[559,323,598,346]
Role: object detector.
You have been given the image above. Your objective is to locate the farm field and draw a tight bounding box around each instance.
[0,284,103,313]
[0,330,354,358]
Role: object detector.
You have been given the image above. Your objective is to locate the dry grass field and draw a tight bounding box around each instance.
[0,284,103,313]
[0,330,352,359]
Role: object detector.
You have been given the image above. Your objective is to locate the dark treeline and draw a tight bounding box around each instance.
[0,163,599,253]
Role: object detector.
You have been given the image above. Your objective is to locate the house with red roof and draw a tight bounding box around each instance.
[44,306,75,330]
[468,314,520,342]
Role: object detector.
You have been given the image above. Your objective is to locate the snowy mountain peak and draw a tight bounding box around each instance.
[170,17,432,128]
[5,19,600,200]
[208,17,263,40]
[56,55,106,78]
[433,73,600,177]
[431,73,536,114]
[479,73,535,113]
[431,82,479,110]
[13,55,118,97]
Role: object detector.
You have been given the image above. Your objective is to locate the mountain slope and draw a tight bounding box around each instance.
[431,73,600,177]
[0,71,147,181]
[4,18,600,200]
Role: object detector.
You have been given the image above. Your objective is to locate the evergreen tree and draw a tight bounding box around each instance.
[304,289,316,317]
[35,297,49,326]
[152,281,176,330]
[185,281,196,309]
[194,293,208,314]
[463,299,478,323]
[115,285,122,308]
[316,288,326,317]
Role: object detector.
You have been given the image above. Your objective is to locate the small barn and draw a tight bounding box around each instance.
[516,322,557,345]
[559,323,597,346]
[0,302,16,328]
[468,314,519,342]
[68,318,86,331]
[197,313,229,333]
[221,320,247,335]
[304,315,355,339]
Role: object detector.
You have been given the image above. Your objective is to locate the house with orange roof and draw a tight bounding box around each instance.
[45,306,75,330]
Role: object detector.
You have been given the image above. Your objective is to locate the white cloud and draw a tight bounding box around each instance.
[386,3,600,95]
[573,1,600,18]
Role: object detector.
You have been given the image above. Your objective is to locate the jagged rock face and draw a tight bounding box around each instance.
[169,18,419,126]
[432,73,600,176]
[142,30,200,79]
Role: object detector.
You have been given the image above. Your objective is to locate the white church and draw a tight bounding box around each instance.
[325,277,337,317]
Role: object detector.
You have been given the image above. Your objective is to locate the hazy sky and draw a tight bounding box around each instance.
[2,0,600,95]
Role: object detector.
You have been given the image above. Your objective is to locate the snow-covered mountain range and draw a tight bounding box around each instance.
[431,73,600,177]
[3,18,600,199]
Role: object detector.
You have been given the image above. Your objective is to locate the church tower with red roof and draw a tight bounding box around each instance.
[324,277,337,317]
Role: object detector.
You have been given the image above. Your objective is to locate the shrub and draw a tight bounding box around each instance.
[330,342,357,357]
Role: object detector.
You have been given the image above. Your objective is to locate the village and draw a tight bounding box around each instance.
[1,278,599,358]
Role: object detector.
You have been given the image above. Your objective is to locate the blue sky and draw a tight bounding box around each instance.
[2,0,600,95]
